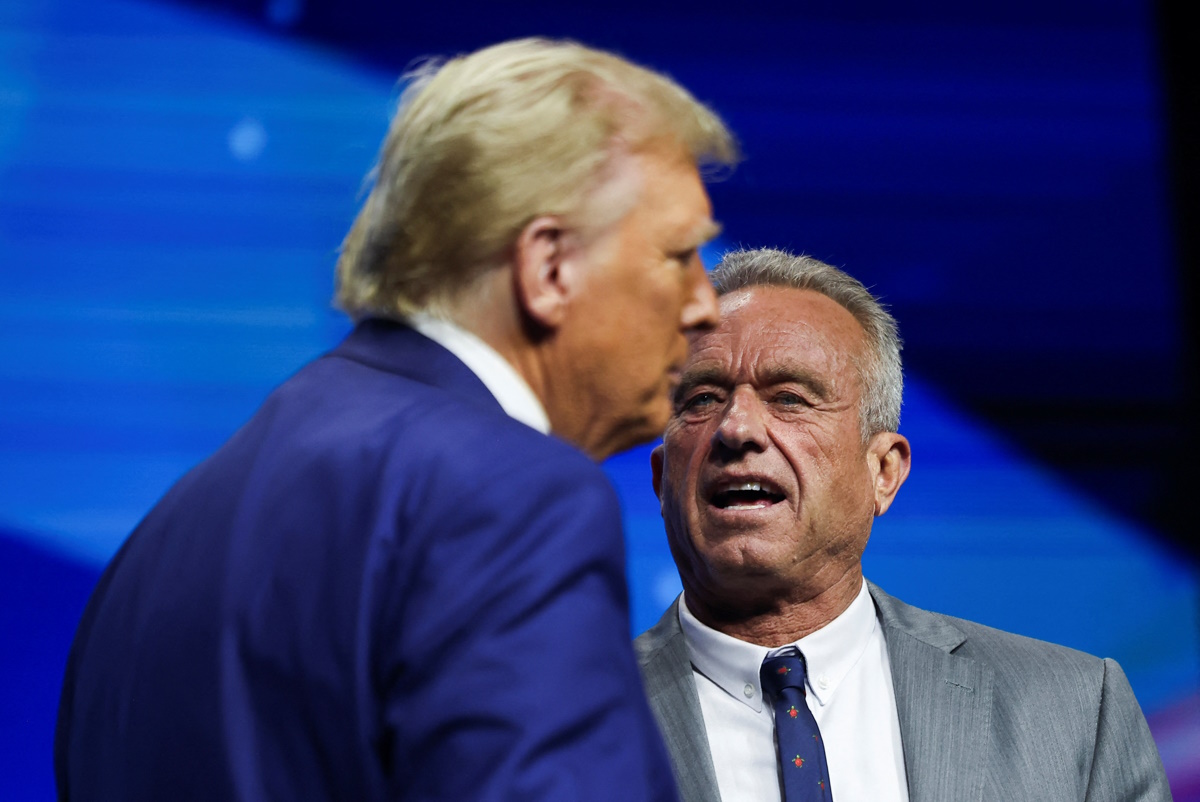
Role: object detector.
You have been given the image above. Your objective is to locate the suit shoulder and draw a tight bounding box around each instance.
[261,352,610,495]
[874,588,1142,772]
[419,408,613,511]
[871,584,1114,700]
[943,613,1107,677]
[871,583,1105,673]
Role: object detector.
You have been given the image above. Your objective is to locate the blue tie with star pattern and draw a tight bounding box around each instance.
[761,650,833,802]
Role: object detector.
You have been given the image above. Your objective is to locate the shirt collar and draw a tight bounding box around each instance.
[679,579,877,712]
[407,312,550,434]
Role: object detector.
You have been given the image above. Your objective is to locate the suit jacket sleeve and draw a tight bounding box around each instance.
[371,429,678,802]
[1084,658,1172,802]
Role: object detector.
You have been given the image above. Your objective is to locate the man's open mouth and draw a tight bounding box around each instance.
[709,481,786,510]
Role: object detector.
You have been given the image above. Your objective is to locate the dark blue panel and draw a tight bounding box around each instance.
[0,530,100,802]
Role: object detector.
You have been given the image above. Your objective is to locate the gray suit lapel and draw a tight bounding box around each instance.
[869,582,993,802]
[634,600,722,802]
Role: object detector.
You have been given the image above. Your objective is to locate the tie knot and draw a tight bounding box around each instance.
[761,651,808,697]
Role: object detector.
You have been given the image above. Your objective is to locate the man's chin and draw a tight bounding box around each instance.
[689,531,798,583]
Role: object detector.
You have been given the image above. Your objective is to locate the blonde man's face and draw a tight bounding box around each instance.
[555,149,722,459]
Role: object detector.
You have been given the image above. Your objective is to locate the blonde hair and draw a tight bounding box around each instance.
[335,38,738,318]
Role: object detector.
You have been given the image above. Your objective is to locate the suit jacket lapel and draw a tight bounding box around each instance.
[869,582,993,802]
[635,601,722,802]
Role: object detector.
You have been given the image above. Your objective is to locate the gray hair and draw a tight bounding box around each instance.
[335,37,738,319]
[710,248,903,439]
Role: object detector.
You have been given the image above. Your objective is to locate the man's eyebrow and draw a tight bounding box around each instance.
[672,364,835,406]
[758,364,832,400]
[696,220,723,245]
[672,367,727,404]
[677,220,722,252]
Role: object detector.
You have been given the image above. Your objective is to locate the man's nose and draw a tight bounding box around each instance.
[713,387,768,455]
[681,261,720,331]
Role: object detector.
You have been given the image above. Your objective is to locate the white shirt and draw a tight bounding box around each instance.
[407,313,550,434]
[679,580,909,802]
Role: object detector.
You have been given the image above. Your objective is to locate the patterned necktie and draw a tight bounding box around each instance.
[761,650,833,802]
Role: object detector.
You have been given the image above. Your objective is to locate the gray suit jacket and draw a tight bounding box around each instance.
[634,582,1172,802]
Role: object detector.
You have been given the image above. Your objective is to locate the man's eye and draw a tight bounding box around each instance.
[775,391,808,406]
[680,391,719,411]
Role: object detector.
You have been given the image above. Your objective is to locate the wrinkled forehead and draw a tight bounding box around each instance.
[682,286,868,384]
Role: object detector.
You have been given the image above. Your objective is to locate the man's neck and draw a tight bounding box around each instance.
[408,311,551,434]
[440,275,551,405]
[440,271,623,461]
[684,566,865,647]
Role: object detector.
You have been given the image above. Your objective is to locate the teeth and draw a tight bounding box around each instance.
[726,482,769,493]
[710,480,784,509]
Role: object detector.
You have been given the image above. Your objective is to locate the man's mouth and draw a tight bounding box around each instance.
[709,480,786,510]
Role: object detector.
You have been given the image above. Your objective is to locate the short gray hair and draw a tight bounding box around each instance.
[335,37,738,319]
[710,248,903,439]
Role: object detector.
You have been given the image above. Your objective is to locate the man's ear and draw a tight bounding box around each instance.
[867,432,911,516]
[650,443,665,502]
[512,215,573,330]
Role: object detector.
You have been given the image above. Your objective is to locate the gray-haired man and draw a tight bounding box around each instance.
[636,248,1171,802]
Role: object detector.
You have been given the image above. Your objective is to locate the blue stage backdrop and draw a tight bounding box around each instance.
[1,0,1197,800]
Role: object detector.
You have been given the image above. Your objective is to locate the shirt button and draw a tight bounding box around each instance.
[817,675,829,690]
[743,684,755,698]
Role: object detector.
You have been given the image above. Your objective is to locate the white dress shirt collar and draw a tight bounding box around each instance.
[407,312,550,434]
[679,579,877,712]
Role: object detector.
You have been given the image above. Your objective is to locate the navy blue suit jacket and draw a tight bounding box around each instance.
[56,320,679,802]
